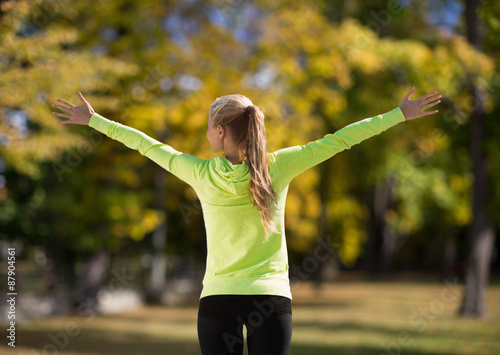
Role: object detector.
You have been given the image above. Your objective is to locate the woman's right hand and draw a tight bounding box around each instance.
[399,87,441,121]
[52,92,95,125]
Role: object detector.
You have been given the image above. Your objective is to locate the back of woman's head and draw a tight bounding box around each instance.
[209,94,281,241]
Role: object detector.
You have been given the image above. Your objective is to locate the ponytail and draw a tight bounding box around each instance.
[245,105,281,241]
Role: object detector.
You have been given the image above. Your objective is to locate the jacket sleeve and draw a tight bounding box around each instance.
[270,107,405,187]
[88,113,204,187]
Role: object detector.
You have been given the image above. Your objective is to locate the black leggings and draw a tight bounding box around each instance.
[197,295,292,355]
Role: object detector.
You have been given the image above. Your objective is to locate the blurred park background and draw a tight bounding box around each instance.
[1,0,500,354]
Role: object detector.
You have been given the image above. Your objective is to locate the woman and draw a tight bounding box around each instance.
[52,87,441,355]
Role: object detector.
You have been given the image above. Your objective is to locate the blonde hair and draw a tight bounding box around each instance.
[209,94,281,241]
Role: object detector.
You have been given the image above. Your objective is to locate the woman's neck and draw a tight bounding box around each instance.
[225,153,243,165]
[222,137,244,165]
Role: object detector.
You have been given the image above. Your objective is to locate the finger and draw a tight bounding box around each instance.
[56,98,76,108]
[78,91,88,105]
[421,94,442,105]
[58,120,73,124]
[417,91,439,102]
[52,112,72,118]
[421,110,438,116]
[405,87,416,100]
[422,100,441,111]
[51,104,72,112]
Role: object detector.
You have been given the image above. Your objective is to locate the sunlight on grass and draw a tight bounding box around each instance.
[1,280,499,355]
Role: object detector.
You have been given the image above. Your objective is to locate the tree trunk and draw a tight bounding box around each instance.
[459,0,496,317]
[364,175,398,274]
[378,176,398,272]
[441,226,457,281]
[459,81,495,316]
[78,249,111,307]
[363,186,381,275]
[146,163,168,304]
[145,127,170,304]
[312,160,331,289]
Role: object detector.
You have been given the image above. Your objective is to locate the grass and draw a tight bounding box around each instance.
[1,278,499,355]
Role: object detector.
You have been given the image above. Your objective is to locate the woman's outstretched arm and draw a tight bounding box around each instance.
[270,87,441,186]
[52,92,204,187]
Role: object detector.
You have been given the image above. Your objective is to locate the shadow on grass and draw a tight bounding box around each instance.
[10,328,201,355]
[291,300,355,309]
[9,327,459,355]
[95,310,198,324]
[289,344,456,355]
[292,319,467,340]
[6,322,460,355]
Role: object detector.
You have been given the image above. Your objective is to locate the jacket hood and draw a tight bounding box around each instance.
[212,156,251,196]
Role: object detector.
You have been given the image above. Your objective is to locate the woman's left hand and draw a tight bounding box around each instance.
[52,92,95,125]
